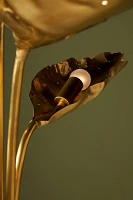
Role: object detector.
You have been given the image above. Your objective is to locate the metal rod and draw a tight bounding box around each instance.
[15,120,37,200]
[0,22,4,200]
[6,48,29,200]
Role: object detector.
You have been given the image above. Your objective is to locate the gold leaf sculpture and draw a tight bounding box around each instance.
[0,1,132,200]
[29,52,127,126]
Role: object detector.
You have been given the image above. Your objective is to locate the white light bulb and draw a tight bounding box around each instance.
[70,69,91,90]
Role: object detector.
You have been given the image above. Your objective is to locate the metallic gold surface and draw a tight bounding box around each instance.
[0,1,131,200]
[15,120,37,200]
[0,22,4,200]
[54,97,69,107]
[6,49,29,200]
[0,0,133,49]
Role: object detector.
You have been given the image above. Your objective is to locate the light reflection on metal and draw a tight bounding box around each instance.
[102,0,108,6]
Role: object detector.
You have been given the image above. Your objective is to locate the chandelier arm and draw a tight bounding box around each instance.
[15,120,37,200]
[0,22,4,200]
[6,48,29,200]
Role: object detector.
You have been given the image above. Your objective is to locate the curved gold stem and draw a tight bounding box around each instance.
[0,22,4,200]
[6,48,29,200]
[15,120,37,200]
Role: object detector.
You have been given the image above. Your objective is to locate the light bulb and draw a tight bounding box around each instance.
[54,69,91,108]
[70,69,91,90]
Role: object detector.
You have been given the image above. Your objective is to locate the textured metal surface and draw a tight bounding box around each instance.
[29,52,127,126]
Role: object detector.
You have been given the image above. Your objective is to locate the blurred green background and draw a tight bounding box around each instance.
[4,7,133,200]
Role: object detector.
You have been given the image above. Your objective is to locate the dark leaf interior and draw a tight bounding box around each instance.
[29,52,123,120]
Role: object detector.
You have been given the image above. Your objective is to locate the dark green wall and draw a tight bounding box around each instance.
[4,8,133,200]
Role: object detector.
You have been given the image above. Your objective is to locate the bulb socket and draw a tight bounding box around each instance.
[54,77,83,105]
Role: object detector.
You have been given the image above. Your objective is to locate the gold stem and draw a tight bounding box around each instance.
[6,48,29,200]
[0,22,4,200]
[15,120,37,200]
